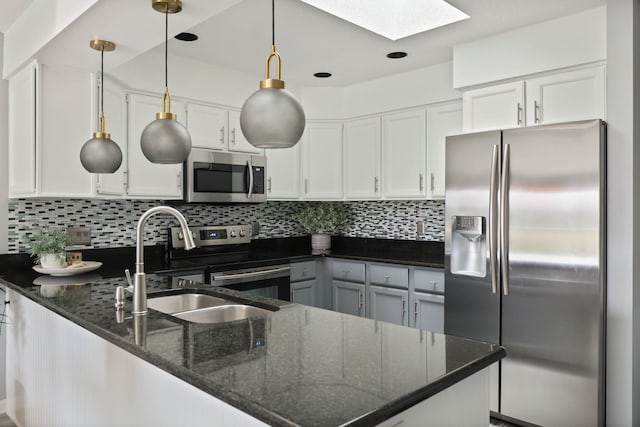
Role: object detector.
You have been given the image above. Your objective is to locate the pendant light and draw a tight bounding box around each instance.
[140,0,192,164]
[80,40,123,173]
[240,0,305,149]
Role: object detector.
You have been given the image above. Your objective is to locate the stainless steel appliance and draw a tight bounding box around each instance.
[183,148,267,203]
[444,119,606,427]
[169,224,291,302]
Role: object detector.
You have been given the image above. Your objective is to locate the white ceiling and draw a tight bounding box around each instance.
[161,0,605,88]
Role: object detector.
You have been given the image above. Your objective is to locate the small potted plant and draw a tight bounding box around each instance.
[292,203,347,253]
[25,228,71,269]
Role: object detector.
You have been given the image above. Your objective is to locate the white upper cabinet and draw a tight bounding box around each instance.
[426,101,462,199]
[187,102,228,151]
[382,108,427,199]
[126,93,184,199]
[96,76,128,196]
[301,121,343,200]
[463,64,606,133]
[343,117,381,200]
[8,62,37,197]
[265,145,300,200]
[525,65,605,125]
[228,110,263,154]
[462,81,524,132]
[8,62,95,198]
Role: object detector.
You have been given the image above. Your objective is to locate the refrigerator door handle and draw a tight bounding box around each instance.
[501,143,511,295]
[489,144,500,294]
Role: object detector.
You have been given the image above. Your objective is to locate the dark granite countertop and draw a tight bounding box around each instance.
[0,239,503,426]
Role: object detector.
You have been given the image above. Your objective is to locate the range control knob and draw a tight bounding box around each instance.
[230,230,237,238]
[239,230,246,237]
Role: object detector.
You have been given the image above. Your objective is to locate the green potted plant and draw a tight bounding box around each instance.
[25,228,71,269]
[292,203,347,252]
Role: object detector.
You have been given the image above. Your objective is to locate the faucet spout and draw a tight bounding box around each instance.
[132,206,196,315]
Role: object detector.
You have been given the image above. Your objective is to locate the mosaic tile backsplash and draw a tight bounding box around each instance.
[7,199,444,253]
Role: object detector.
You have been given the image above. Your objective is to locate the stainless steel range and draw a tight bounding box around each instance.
[168,224,291,302]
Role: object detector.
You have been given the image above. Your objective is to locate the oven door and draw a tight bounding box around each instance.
[185,149,266,203]
[210,264,291,302]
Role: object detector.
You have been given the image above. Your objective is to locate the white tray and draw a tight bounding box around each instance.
[33,261,102,277]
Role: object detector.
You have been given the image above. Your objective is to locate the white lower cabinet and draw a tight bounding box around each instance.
[369,285,408,326]
[291,280,317,307]
[412,292,445,333]
[332,280,365,317]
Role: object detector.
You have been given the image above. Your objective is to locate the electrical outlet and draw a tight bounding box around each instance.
[67,227,92,246]
[416,220,426,236]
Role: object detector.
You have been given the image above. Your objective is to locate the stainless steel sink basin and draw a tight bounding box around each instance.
[147,293,227,314]
[147,292,271,324]
[172,304,270,324]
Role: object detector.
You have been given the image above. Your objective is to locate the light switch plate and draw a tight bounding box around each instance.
[67,227,91,246]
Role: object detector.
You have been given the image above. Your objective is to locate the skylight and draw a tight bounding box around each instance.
[299,0,469,40]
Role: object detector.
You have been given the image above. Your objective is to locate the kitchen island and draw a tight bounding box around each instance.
[0,238,502,426]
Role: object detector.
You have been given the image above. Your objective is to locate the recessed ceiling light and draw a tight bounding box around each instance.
[175,32,198,42]
[386,51,407,59]
[314,72,332,78]
[299,0,469,40]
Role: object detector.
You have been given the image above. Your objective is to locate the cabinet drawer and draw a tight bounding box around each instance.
[369,264,409,289]
[332,260,365,283]
[414,269,445,293]
[290,261,316,282]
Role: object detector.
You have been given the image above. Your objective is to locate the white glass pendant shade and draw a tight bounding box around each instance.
[240,87,305,149]
[80,133,123,173]
[140,117,191,164]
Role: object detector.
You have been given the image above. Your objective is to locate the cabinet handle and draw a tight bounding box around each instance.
[305,179,308,194]
[534,100,540,124]
[401,297,406,321]
[430,173,435,192]
[384,275,390,283]
[374,176,379,193]
[220,127,225,145]
[419,174,424,192]
[358,291,363,309]
[231,128,236,145]
[267,177,272,193]
[431,281,437,290]
[176,171,182,190]
[517,102,523,125]
[123,171,129,192]
[414,300,418,324]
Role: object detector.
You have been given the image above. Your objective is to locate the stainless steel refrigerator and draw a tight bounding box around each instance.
[444,119,606,427]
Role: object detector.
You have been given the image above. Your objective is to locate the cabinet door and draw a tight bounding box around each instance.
[8,61,37,197]
[96,75,127,196]
[301,121,343,200]
[426,101,462,199]
[291,280,316,307]
[126,93,184,199]
[332,280,365,317]
[412,292,444,333]
[462,81,524,132]
[525,65,605,126]
[265,145,300,200]
[369,285,408,326]
[343,117,381,200]
[187,102,228,151]
[382,109,427,199]
[228,110,263,154]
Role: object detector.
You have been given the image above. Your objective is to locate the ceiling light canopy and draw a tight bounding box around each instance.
[299,0,469,40]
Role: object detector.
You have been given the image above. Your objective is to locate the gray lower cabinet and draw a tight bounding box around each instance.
[291,280,317,307]
[369,285,409,326]
[332,280,365,317]
[411,291,444,333]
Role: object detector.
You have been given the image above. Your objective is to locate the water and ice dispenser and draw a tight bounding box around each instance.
[450,216,487,277]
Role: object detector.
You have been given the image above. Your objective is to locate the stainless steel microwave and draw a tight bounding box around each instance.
[184,148,267,203]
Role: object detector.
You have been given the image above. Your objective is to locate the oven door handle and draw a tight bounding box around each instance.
[212,266,291,281]
[247,160,254,199]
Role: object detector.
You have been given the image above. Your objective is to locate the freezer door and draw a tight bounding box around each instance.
[500,120,605,427]
[444,130,501,345]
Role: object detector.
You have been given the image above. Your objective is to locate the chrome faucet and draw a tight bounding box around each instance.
[122,206,196,315]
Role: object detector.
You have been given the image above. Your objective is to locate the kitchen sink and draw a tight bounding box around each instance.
[147,292,271,324]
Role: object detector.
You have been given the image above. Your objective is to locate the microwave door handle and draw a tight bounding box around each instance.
[247,160,254,199]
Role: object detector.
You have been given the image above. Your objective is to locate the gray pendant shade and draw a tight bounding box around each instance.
[140,117,192,164]
[240,87,305,149]
[80,135,123,173]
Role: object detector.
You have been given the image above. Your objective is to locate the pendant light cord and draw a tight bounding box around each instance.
[100,47,104,114]
[165,9,169,87]
[271,0,275,46]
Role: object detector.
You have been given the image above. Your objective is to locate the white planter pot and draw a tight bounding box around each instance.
[311,233,331,254]
[40,253,66,269]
